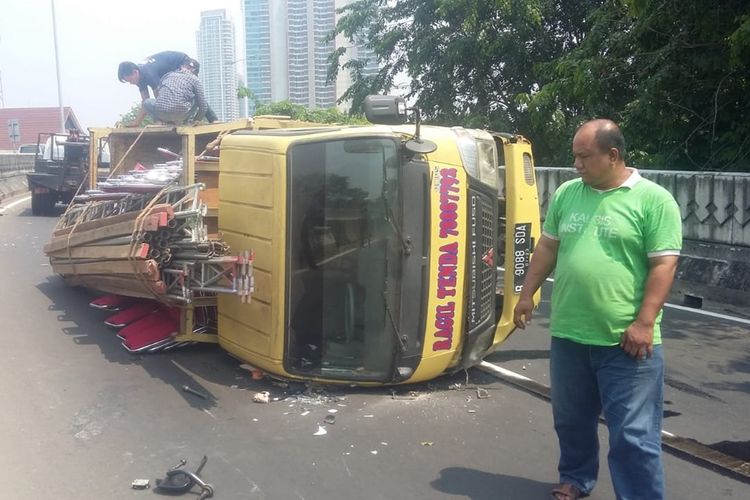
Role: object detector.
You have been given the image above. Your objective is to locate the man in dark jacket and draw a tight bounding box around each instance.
[118,51,217,126]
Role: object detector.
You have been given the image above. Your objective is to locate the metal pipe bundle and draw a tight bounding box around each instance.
[46,174,253,305]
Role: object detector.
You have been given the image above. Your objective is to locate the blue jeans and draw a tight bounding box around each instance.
[550,336,664,500]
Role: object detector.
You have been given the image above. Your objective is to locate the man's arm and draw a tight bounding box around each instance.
[620,255,679,358]
[191,77,208,123]
[512,235,560,329]
[140,87,151,100]
[124,105,147,127]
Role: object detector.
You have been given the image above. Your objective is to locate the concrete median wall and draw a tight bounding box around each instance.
[0,154,33,203]
[502,166,750,307]
[4,158,748,304]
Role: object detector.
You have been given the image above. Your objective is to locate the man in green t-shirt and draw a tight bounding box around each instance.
[513,119,681,500]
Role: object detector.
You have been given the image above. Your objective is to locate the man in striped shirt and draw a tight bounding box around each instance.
[141,69,208,125]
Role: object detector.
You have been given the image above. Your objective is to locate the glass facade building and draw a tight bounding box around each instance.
[243,0,339,109]
[196,9,240,121]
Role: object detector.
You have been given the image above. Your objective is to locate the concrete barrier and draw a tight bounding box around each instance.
[676,240,750,307]
[502,166,750,307]
[0,154,33,203]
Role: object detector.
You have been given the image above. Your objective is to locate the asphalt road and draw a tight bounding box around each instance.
[486,278,750,456]
[1,195,749,499]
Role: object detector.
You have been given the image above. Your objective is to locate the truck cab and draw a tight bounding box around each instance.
[216,96,541,384]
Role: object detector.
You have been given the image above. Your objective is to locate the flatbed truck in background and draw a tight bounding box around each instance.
[28,132,91,215]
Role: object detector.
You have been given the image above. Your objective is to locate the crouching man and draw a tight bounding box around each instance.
[141,69,208,126]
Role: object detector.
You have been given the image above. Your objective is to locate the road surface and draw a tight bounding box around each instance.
[1,195,748,499]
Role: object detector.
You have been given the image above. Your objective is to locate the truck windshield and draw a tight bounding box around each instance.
[287,137,402,381]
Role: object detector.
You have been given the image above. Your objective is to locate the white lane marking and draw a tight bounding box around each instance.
[0,195,31,213]
[662,303,750,326]
[498,267,750,326]
[479,361,535,383]
[479,361,681,442]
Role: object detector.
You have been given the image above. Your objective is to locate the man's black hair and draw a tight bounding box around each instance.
[118,61,139,82]
[594,122,627,161]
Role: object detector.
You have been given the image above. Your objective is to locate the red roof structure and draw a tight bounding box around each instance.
[0,107,83,150]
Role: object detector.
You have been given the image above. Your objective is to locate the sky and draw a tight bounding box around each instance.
[0,0,244,129]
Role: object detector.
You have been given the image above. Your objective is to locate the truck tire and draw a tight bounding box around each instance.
[31,192,56,216]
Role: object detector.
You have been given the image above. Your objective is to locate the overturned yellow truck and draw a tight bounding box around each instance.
[57,96,540,385]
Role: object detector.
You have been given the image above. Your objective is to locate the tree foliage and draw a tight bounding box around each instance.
[237,85,261,109]
[117,102,154,127]
[255,100,366,124]
[332,0,750,170]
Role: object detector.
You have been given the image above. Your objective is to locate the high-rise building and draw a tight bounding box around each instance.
[242,0,338,110]
[196,9,239,122]
[243,0,273,106]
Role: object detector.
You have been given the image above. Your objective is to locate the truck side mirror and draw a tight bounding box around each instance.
[364,95,408,125]
[364,95,437,154]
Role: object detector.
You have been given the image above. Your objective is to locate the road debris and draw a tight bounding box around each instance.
[476,388,490,399]
[313,426,327,436]
[131,479,150,490]
[324,415,336,425]
[253,391,270,404]
[155,455,213,498]
[391,390,418,400]
[421,442,434,446]
[182,385,208,399]
[283,387,347,406]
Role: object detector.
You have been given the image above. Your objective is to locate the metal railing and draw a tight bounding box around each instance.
[0,154,34,175]
[501,167,750,247]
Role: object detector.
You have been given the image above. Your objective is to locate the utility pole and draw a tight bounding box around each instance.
[0,36,5,108]
[0,70,5,108]
[51,0,66,133]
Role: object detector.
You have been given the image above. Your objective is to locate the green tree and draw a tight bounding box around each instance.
[117,102,154,127]
[332,0,750,170]
[237,85,261,110]
[331,0,603,160]
[529,0,750,170]
[254,100,366,124]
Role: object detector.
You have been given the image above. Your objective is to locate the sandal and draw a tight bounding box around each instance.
[549,483,583,500]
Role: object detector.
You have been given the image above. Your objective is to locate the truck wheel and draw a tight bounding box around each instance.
[31,192,56,216]
[31,192,44,215]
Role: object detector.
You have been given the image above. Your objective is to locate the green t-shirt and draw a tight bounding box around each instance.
[543,171,682,345]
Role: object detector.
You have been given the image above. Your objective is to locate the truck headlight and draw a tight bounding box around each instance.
[452,127,499,190]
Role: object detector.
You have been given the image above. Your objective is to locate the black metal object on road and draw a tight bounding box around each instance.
[156,455,213,498]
